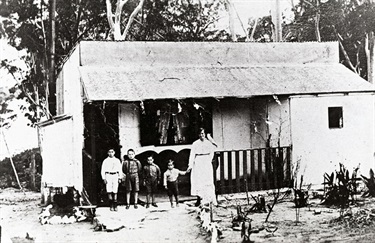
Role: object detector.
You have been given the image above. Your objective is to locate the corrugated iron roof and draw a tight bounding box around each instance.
[79,41,339,67]
[80,64,375,101]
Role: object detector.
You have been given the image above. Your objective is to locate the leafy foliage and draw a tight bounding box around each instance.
[285,0,375,79]
[129,0,229,41]
[0,89,17,128]
[361,169,375,197]
[322,163,360,208]
[0,0,109,123]
[0,148,42,190]
[1,0,229,125]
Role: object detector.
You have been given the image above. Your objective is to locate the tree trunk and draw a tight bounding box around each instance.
[315,0,321,42]
[271,0,282,42]
[48,0,56,116]
[30,153,36,191]
[1,130,22,190]
[226,0,237,42]
[365,32,375,84]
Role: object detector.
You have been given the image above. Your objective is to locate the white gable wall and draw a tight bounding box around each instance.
[51,47,83,191]
[290,93,375,185]
[39,118,75,187]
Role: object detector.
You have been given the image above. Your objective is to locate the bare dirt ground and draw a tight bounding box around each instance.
[214,192,375,243]
[3,188,375,243]
[0,188,207,243]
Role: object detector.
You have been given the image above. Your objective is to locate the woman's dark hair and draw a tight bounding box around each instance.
[198,127,205,134]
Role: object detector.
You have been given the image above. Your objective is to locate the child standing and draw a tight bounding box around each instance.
[143,155,161,208]
[163,159,187,208]
[101,148,122,211]
[122,149,142,209]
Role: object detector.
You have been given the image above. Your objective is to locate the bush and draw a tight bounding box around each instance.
[0,148,42,191]
[322,163,360,208]
[361,169,375,197]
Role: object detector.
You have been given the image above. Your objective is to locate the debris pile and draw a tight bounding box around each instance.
[38,205,88,225]
[38,187,90,225]
[330,207,375,228]
[231,205,264,242]
[195,204,223,243]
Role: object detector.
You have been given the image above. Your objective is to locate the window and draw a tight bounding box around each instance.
[140,99,213,146]
[328,107,343,129]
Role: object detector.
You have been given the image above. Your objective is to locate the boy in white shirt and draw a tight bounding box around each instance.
[101,148,122,211]
[163,160,187,208]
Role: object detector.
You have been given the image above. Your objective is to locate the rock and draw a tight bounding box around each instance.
[314,209,321,215]
[232,226,242,231]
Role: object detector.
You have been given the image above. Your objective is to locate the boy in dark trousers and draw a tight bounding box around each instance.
[143,155,161,208]
[122,149,142,209]
[163,159,187,208]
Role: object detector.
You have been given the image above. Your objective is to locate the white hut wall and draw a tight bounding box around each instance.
[118,103,142,157]
[52,47,84,191]
[290,93,375,185]
[213,97,291,181]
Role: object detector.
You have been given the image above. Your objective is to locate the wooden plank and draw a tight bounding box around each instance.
[235,151,241,193]
[220,152,225,194]
[279,147,284,187]
[228,152,233,193]
[264,148,270,190]
[90,107,98,204]
[257,149,262,190]
[213,153,218,191]
[250,150,256,190]
[243,150,248,192]
[286,147,291,186]
[273,148,278,188]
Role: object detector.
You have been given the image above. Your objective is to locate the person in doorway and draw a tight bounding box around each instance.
[122,149,142,209]
[101,148,122,211]
[163,159,187,208]
[143,155,161,208]
[187,128,218,206]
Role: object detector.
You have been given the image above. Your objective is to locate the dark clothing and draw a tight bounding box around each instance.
[126,173,139,192]
[143,163,161,183]
[167,181,179,197]
[123,159,142,175]
[123,159,142,192]
[145,178,158,193]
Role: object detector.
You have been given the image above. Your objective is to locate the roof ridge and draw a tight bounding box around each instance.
[80,63,341,69]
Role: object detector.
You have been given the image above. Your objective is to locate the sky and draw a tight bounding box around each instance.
[219,0,294,34]
[0,0,294,159]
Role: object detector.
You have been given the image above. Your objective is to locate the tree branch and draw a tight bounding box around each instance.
[105,0,115,30]
[249,18,258,41]
[122,0,145,39]
[337,33,358,74]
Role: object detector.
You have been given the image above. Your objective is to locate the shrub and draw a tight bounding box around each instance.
[361,169,375,197]
[322,163,360,208]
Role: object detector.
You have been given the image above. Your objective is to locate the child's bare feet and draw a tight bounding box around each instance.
[171,203,175,208]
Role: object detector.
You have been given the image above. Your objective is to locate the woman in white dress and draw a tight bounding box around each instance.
[187,128,218,206]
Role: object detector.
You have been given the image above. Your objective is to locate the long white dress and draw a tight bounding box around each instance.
[188,138,217,205]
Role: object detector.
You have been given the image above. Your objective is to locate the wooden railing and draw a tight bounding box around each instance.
[214,146,292,194]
